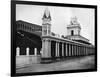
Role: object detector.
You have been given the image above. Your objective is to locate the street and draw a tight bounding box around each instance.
[16,55,95,73]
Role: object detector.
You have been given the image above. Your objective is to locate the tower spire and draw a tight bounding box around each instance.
[42,7,51,20]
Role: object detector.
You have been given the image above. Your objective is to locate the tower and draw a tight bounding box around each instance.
[42,7,51,36]
[66,16,89,43]
[41,7,52,59]
[67,17,81,37]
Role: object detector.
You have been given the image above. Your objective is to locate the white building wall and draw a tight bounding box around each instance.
[67,28,79,36]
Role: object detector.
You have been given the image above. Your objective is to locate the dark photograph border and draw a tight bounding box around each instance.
[11,0,97,76]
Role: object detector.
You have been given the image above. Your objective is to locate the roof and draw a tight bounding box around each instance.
[65,35,89,41]
[16,20,42,37]
[64,35,90,44]
[16,20,42,29]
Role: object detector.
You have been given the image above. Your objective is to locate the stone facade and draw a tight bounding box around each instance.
[16,8,95,64]
[41,8,95,60]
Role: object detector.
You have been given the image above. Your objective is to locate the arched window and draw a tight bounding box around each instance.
[16,47,20,56]
[26,47,30,56]
[71,30,74,35]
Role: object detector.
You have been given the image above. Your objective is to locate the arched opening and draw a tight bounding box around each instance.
[51,41,56,58]
[59,42,62,58]
[16,30,42,56]
[16,47,20,56]
[71,30,74,36]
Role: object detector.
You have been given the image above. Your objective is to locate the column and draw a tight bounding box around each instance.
[26,47,29,56]
[16,47,20,56]
[85,47,87,55]
[75,45,77,56]
[73,45,74,56]
[79,46,81,56]
[71,45,73,56]
[49,40,51,57]
[84,47,85,55]
[80,46,83,55]
[42,40,45,57]
[57,42,59,57]
[74,45,75,56]
[69,44,71,56]
[47,26,48,36]
[89,47,91,54]
[85,47,86,55]
[89,47,90,54]
[82,46,83,55]
[47,39,51,57]
[34,48,37,56]
[81,46,83,56]
[86,47,88,55]
[88,47,89,55]
[62,42,64,57]
[41,39,51,58]
[72,45,75,56]
[80,46,82,55]
[92,48,93,54]
[72,44,74,56]
[81,46,82,55]
[73,45,76,56]
[79,46,80,56]
[90,48,91,54]
[74,45,76,56]
[56,42,58,57]
[81,46,83,55]
[77,46,79,56]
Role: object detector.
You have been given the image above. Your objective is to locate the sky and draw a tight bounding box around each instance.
[16,4,95,45]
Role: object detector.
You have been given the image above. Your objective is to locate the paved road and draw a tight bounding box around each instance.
[16,55,95,73]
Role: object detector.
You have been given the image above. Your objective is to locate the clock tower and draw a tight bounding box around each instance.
[42,7,51,36]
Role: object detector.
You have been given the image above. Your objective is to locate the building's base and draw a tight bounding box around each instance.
[16,55,41,68]
[40,55,93,64]
[40,56,69,63]
[41,57,53,64]
[41,57,66,63]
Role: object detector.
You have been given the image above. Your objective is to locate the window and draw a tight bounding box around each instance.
[71,30,74,35]
[44,30,47,35]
